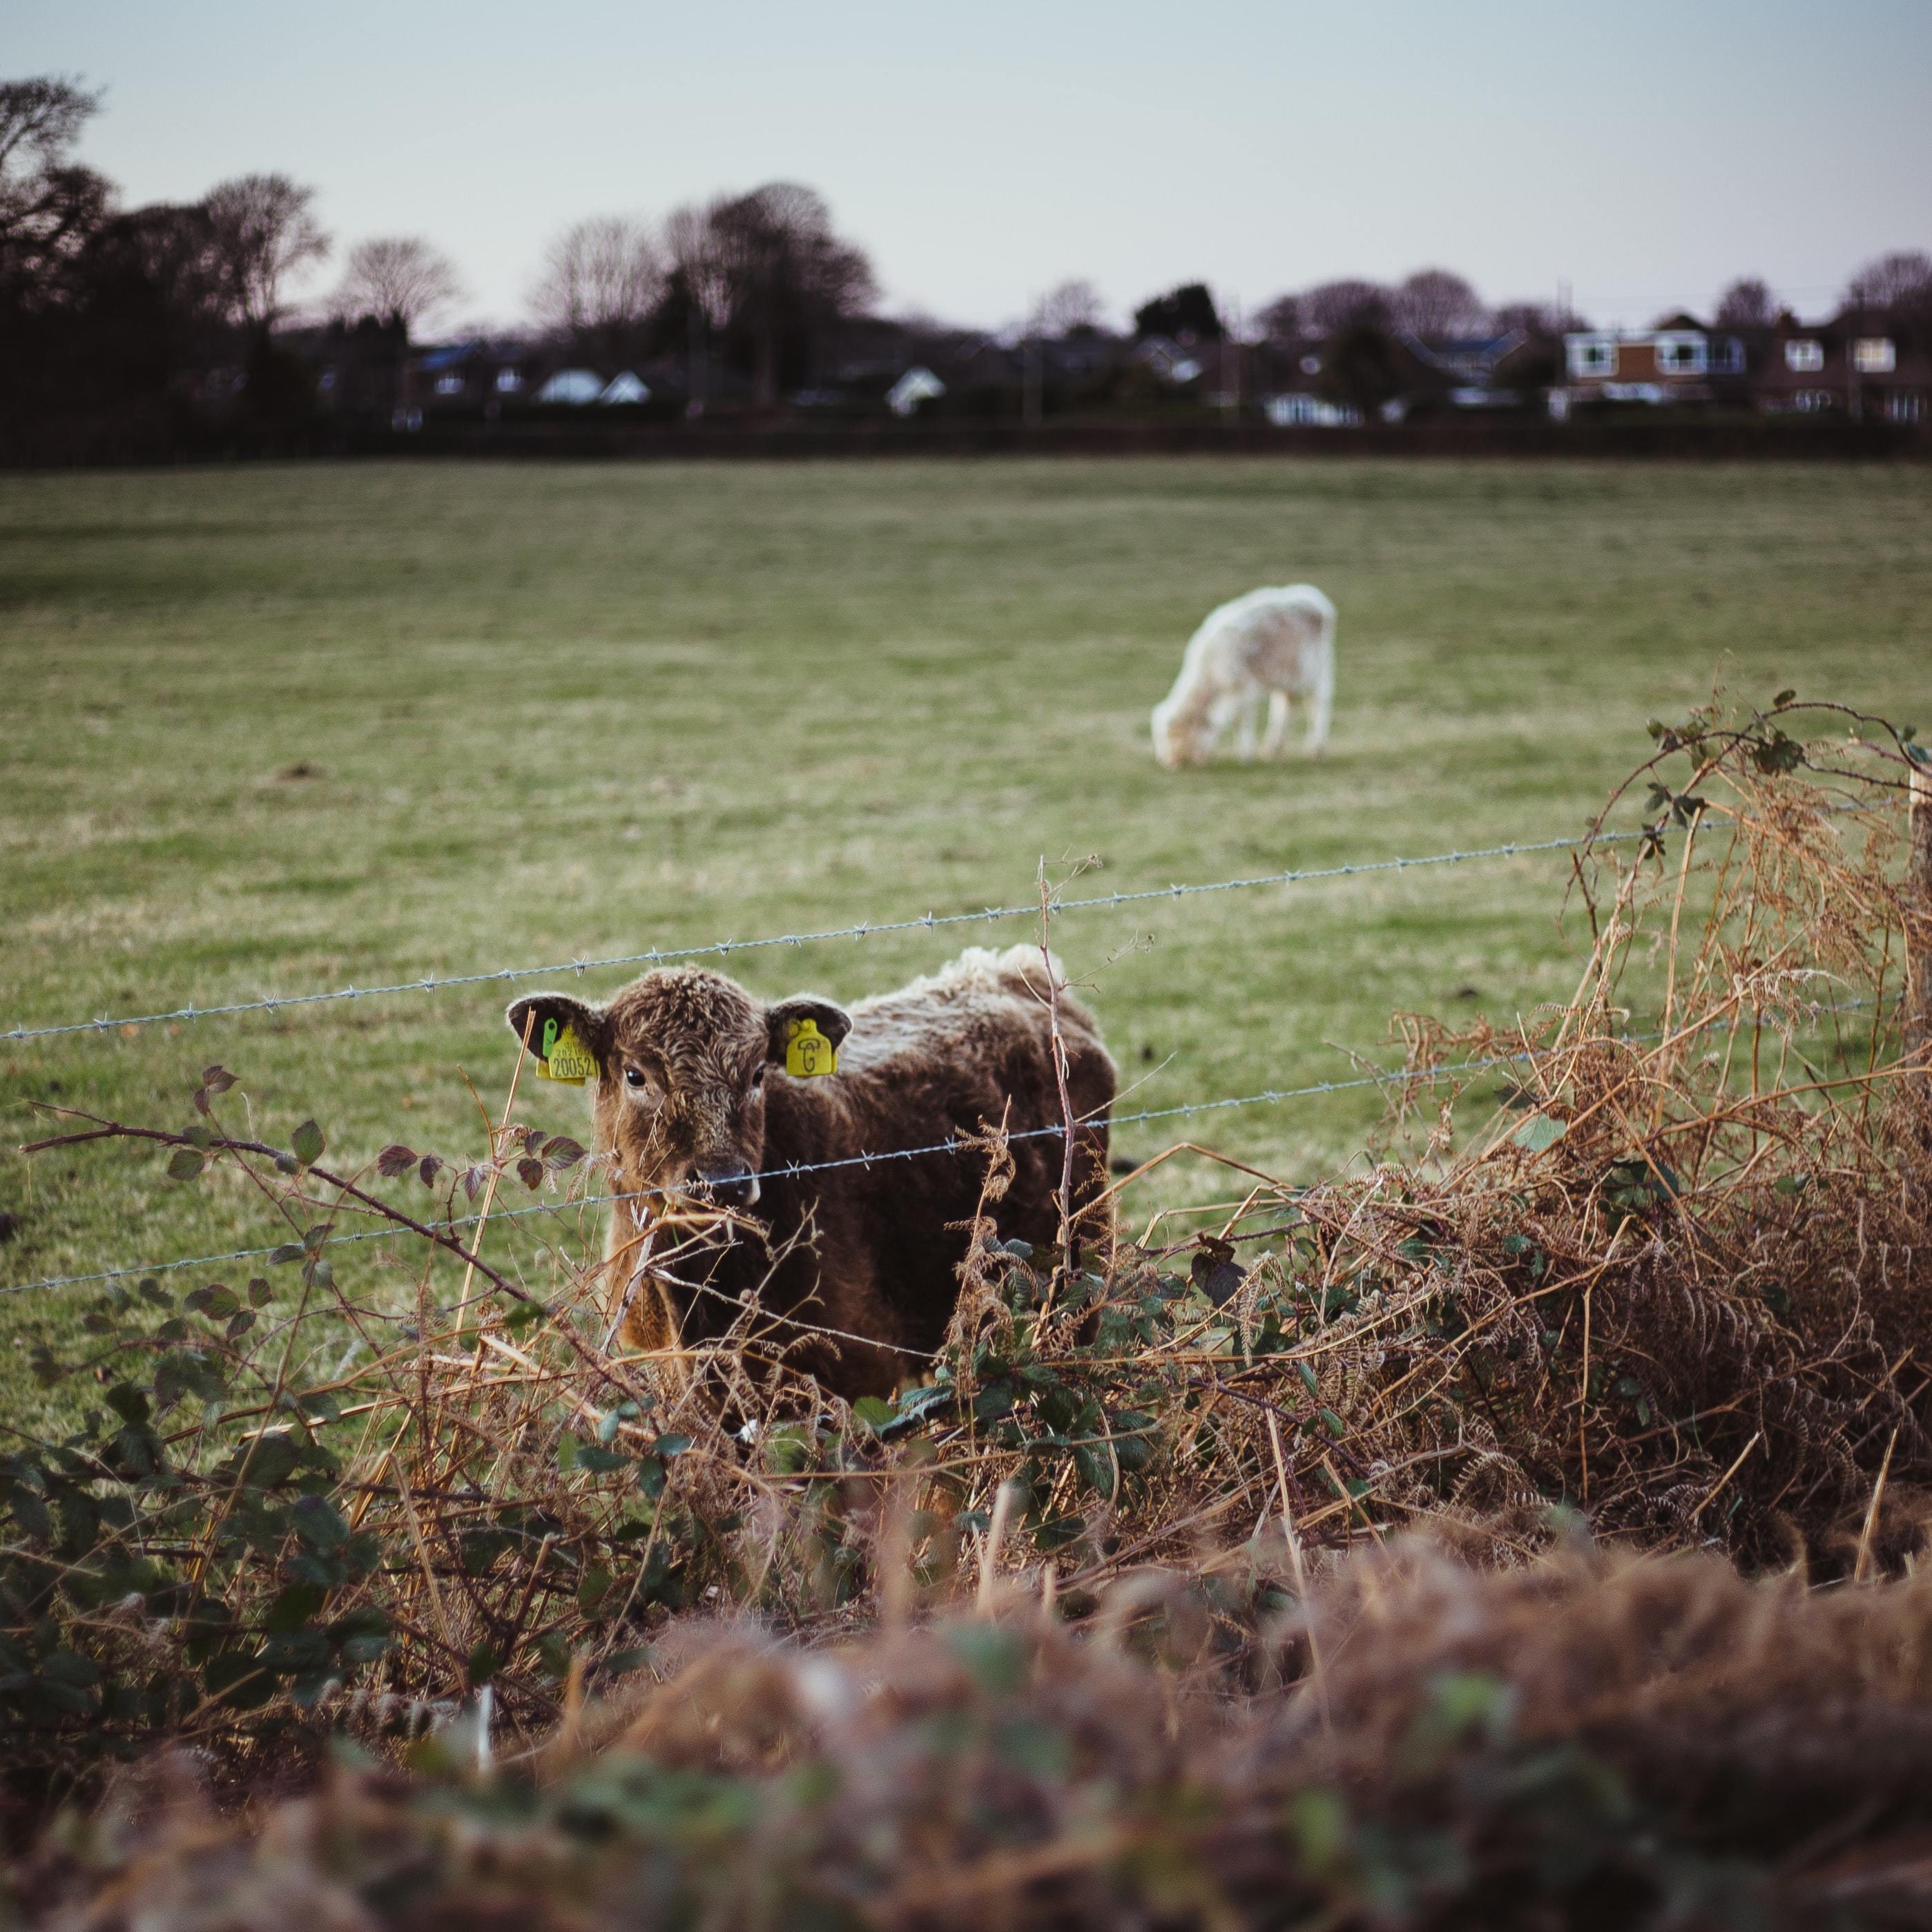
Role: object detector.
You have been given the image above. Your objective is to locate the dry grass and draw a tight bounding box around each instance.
[7,695,1932,1924]
[21,1540,1932,1929]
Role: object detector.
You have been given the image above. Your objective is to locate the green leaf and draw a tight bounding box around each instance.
[264,1583,327,1632]
[1073,1441,1116,1501]
[291,1493,349,1553]
[329,1607,392,1665]
[891,1383,958,1430]
[166,1148,205,1181]
[291,1120,326,1168]
[851,1395,896,1435]
[248,1278,273,1307]
[204,1651,272,1710]
[1512,1115,1567,1153]
[104,1383,151,1424]
[39,1648,102,1689]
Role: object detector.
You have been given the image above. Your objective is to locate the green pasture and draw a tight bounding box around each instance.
[2,456,1927,1416]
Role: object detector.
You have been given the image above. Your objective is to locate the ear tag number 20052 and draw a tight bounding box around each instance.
[785,1017,839,1079]
[537,1017,598,1085]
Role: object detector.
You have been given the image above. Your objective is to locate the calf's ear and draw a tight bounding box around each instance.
[506,993,609,1070]
[765,995,852,1063]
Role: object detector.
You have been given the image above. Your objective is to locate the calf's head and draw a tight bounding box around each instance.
[507,969,851,1215]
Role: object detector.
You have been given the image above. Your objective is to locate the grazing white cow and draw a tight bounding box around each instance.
[1150,585,1336,768]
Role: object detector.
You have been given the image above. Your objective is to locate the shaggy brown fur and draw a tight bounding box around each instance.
[508,945,1114,1398]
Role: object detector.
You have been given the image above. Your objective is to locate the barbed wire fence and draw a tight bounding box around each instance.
[3,806,1889,1301]
[5,832,1645,1045]
[6,998,1886,1301]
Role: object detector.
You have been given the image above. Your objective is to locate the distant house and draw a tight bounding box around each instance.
[1262,393,1360,428]
[534,369,604,405]
[1560,325,1747,407]
[1134,336,1204,385]
[886,366,946,416]
[1753,313,1927,423]
[599,371,650,405]
[1399,330,1532,407]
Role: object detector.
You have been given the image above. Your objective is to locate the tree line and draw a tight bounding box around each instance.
[3,70,1928,450]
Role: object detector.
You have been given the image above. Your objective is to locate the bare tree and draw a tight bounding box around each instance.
[1255,292,1303,341]
[1388,268,1488,337]
[202,173,329,329]
[1844,250,1932,316]
[1714,277,1775,329]
[702,182,877,400]
[663,202,728,329]
[1031,279,1105,335]
[334,235,464,338]
[0,73,101,182]
[529,215,662,351]
[1491,300,1565,338]
[0,74,111,282]
[1300,278,1389,334]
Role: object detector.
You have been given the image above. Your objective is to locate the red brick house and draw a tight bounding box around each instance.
[1753,312,1927,423]
[1558,324,1748,408]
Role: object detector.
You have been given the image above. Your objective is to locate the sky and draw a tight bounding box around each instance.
[15,0,1932,336]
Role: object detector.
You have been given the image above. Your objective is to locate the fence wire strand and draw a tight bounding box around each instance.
[6,831,1645,1045]
[5,995,1879,1299]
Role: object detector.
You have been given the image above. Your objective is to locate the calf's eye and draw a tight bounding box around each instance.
[624,1067,647,1091]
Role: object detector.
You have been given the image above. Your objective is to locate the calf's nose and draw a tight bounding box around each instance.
[694,1165,761,1210]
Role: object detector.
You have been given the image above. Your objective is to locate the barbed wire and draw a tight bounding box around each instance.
[5,830,1650,1045]
[4,994,1882,1298]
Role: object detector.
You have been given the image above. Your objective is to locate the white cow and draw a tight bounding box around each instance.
[1150,584,1336,768]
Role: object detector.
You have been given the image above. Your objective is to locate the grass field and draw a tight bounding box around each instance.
[3,456,1929,1415]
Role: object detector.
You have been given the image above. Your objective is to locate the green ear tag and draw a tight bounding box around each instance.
[537,1021,597,1085]
[784,1017,838,1079]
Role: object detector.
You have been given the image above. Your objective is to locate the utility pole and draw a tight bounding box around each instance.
[686,299,707,421]
[1224,297,1241,428]
[1023,295,1043,429]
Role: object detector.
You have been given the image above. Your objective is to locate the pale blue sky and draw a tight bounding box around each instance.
[16,0,1931,332]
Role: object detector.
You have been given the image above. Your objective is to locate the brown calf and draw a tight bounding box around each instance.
[506,945,1114,1398]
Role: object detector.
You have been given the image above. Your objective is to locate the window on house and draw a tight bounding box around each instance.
[1710,338,1744,374]
[1886,392,1924,423]
[1654,336,1707,375]
[1853,338,1896,374]
[495,368,522,392]
[434,374,465,396]
[1785,339,1824,372]
[1567,338,1616,378]
[1794,389,1835,411]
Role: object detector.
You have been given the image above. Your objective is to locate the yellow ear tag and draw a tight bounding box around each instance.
[536,1016,597,1085]
[784,1017,838,1079]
